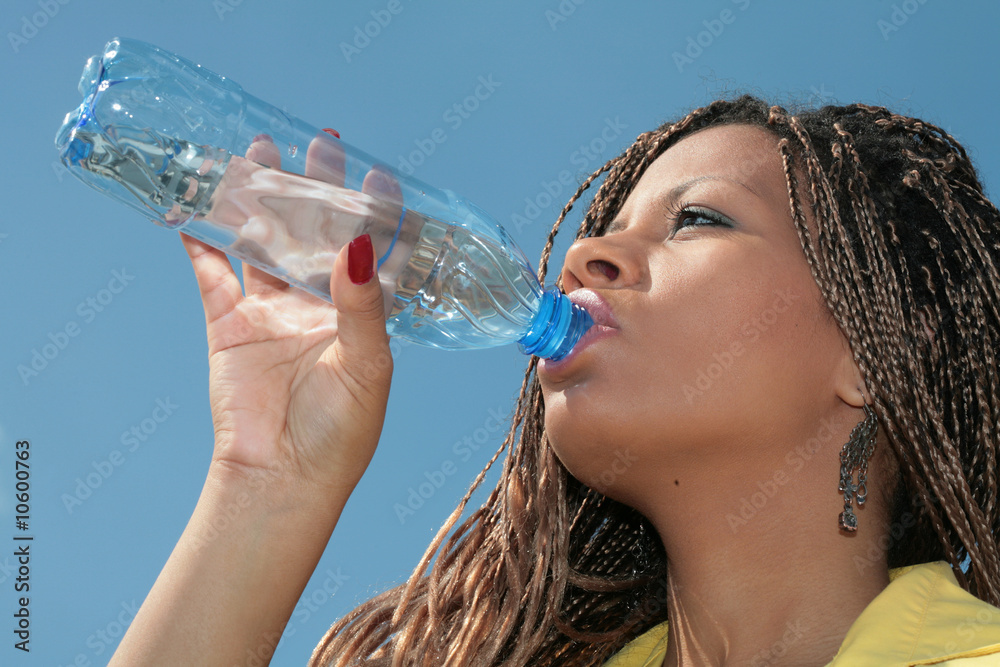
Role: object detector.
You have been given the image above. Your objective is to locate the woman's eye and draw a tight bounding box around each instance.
[676,206,731,229]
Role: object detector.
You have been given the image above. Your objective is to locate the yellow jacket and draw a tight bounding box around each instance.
[603,561,1000,666]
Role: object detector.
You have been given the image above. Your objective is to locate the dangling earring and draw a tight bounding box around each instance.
[838,404,878,532]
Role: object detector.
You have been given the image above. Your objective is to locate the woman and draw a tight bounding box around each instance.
[110,95,1000,666]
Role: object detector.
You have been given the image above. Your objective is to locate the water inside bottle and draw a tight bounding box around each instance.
[388,219,541,349]
[184,158,543,349]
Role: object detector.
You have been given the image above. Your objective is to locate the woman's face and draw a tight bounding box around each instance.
[538,124,858,511]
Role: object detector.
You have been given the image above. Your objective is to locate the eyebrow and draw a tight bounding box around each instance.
[604,175,761,234]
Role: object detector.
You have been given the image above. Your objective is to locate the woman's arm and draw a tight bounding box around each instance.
[109,462,351,665]
[110,201,392,664]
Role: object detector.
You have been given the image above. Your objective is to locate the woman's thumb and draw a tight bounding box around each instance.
[329,234,393,371]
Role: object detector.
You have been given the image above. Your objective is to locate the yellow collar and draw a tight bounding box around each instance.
[603,562,1000,666]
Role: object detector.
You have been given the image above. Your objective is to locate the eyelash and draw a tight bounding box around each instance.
[598,203,734,237]
[666,202,733,231]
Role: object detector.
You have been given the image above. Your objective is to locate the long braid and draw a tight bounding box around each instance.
[788,101,1000,603]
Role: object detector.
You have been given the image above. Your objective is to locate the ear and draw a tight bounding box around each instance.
[834,333,869,408]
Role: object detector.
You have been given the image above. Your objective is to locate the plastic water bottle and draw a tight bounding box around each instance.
[54,37,592,360]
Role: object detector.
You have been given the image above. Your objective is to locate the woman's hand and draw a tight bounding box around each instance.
[179,130,394,502]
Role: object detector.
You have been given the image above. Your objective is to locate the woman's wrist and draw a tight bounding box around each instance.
[203,456,354,529]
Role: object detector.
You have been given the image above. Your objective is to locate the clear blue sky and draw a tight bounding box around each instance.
[1,1,998,664]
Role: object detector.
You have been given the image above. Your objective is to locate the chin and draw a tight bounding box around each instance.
[545,410,633,490]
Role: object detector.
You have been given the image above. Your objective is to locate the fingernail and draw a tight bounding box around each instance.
[348,234,374,285]
[322,128,341,138]
[252,133,273,143]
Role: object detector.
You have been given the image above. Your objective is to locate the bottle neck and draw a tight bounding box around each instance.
[519,288,593,360]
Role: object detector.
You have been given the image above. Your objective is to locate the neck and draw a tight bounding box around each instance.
[641,429,892,666]
[660,526,889,666]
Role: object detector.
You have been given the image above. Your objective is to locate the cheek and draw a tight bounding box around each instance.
[684,275,838,419]
[641,249,828,411]
[641,253,773,380]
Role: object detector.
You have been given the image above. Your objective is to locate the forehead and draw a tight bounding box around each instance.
[619,124,788,213]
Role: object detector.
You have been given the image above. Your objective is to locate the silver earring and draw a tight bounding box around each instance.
[838,404,878,532]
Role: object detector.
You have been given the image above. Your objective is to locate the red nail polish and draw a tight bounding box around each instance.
[348,234,374,285]
[252,133,273,143]
[322,128,341,139]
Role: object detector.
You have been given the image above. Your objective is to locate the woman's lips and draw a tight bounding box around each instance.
[539,289,619,374]
[541,324,618,371]
[568,289,619,329]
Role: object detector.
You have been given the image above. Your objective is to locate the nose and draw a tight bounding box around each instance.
[560,235,640,293]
